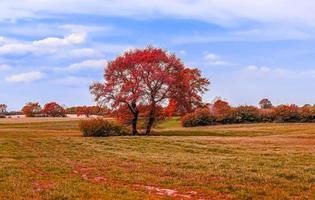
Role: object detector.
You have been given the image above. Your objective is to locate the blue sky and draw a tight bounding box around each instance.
[1,0,315,111]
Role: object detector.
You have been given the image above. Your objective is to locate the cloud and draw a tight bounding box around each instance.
[5,71,44,83]
[245,65,271,73]
[33,32,86,47]
[0,64,11,71]
[204,53,227,65]
[0,32,86,55]
[63,59,107,72]
[244,65,315,79]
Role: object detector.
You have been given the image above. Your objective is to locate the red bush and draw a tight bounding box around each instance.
[181,108,214,127]
[298,105,315,122]
[211,100,234,124]
[43,102,66,117]
[273,104,299,122]
[258,108,276,122]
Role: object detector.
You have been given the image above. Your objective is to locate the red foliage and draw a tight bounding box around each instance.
[173,68,210,114]
[181,108,214,127]
[43,102,66,117]
[211,100,234,123]
[164,99,178,117]
[21,102,42,117]
[258,108,276,122]
[272,104,299,122]
[298,105,315,122]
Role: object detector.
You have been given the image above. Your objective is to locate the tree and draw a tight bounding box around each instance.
[0,104,7,117]
[0,104,7,114]
[259,98,273,109]
[22,102,42,117]
[90,47,209,135]
[43,102,66,117]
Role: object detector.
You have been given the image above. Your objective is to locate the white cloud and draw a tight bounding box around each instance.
[0,32,86,55]
[204,53,227,65]
[246,65,271,73]
[0,64,11,71]
[65,59,107,72]
[5,71,44,83]
[33,32,86,46]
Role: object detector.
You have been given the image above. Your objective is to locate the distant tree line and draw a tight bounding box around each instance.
[182,98,315,127]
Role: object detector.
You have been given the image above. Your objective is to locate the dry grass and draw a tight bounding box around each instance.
[0,118,314,199]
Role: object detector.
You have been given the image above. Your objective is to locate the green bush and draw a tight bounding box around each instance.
[79,118,129,137]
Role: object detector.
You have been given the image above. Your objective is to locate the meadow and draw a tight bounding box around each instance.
[0,118,314,199]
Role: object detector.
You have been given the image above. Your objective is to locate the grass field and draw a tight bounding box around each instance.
[0,118,314,199]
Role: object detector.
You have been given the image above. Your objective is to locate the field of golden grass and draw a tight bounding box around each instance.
[0,118,314,199]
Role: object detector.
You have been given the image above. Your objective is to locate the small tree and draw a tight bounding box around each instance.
[0,104,7,117]
[22,102,42,117]
[259,98,273,109]
[43,102,66,117]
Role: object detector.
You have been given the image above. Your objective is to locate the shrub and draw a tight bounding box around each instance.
[273,105,300,122]
[181,108,214,127]
[43,102,66,117]
[211,100,234,124]
[234,106,260,123]
[259,108,276,122]
[299,105,315,122]
[79,118,129,137]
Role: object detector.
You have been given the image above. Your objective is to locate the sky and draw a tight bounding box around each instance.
[1,0,315,111]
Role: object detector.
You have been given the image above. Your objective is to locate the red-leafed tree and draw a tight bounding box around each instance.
[259,98,273,109]
[0,104,7,114]
[0,104,7,117]
[164,99,178,117]
[22,102,42,117]
[90,47,209,135]
[43,102,66,117]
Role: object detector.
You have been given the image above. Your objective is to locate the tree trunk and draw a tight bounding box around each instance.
[131,110,139,136]
[145,106,155,135]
